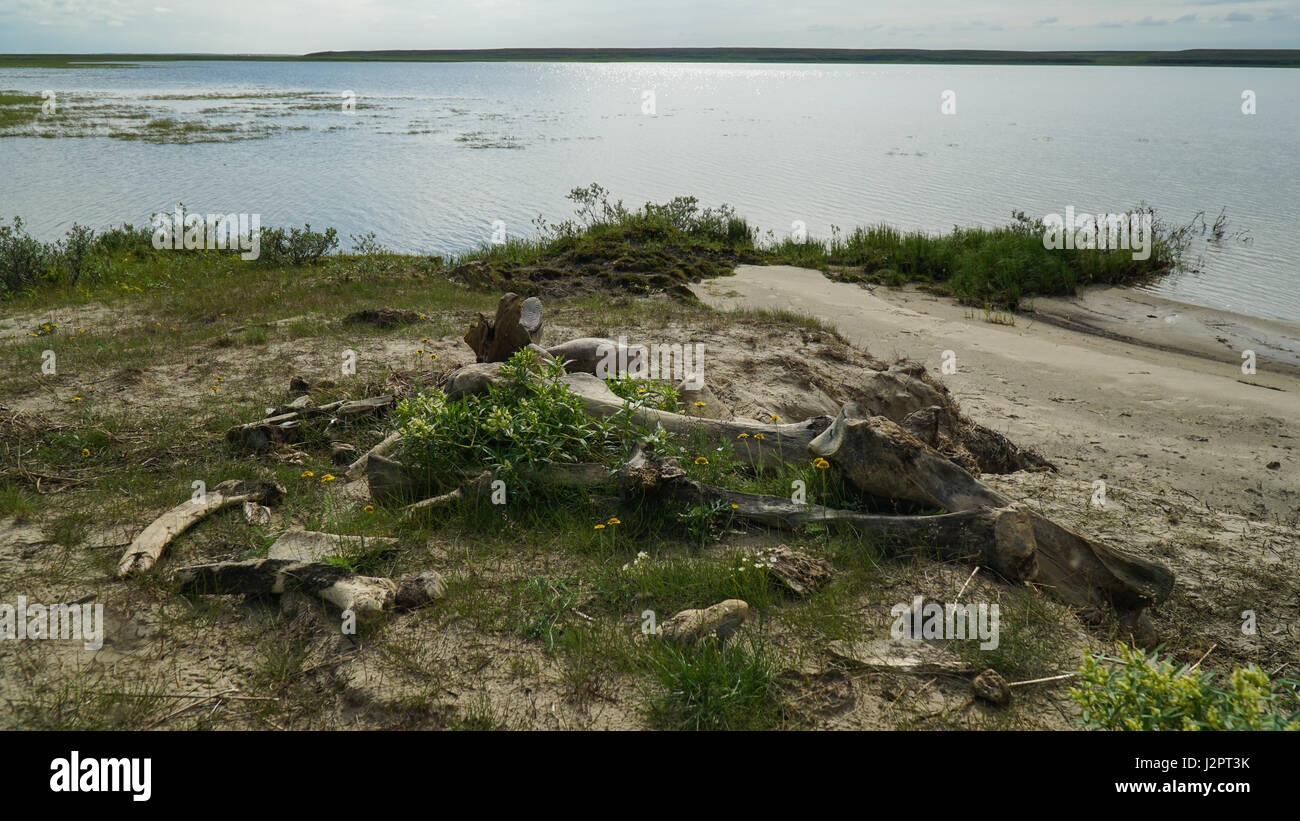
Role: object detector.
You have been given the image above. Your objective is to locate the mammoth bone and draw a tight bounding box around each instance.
[436,354,1173,632]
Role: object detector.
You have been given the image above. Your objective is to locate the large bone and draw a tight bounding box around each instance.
[808,407,1174,618]
[116,479,285,577]
[344,431,402,481]
[545,337,645,377]
[566,373,831,468]
[617,444,1037,581]
[174,560,444,615]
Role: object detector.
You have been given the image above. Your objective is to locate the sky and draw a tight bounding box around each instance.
[2,0,1299,53]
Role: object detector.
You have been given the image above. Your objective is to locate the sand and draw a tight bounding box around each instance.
[694,265,1298,523]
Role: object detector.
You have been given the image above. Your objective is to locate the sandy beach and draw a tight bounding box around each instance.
[695,265,1298,523]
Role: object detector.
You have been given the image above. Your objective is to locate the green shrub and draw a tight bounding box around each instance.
[94,223,154,256]
[395,347,631,491]
[56,223,97,285]
[0,217,54,294]
[259,223,339,265]
[1069,643,1300,731]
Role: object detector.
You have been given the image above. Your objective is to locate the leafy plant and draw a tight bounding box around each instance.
[0,216,54,294]
[1069,643,1300,731]
[56,223,97,285]
[259,223,339,265]
[396,347,622,492]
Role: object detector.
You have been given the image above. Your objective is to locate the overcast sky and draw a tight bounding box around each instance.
[3,0,1299,53]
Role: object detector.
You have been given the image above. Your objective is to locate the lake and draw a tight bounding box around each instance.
[1,60,1297,321]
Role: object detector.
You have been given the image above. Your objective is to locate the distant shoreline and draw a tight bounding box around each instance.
[4,48,1300,69]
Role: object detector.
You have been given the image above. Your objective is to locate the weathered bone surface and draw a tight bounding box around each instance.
[565,372,833,468]
[545,337,645,377]
[828,639,975,675]
[343,431,402,481]
[658,599,750,646]
[809,407,1174,615]
[755,545,833,598]
[267,530,398,562]
[464,292,544,362]
[116,479,285,577]
[175,559,444,615]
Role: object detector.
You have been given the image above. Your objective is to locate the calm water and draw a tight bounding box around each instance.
[1,60,1297,321]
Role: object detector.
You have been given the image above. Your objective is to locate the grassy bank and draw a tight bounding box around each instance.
[1,185,1189,312]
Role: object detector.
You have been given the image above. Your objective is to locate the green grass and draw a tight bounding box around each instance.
[645,636,782,730]
[3,184,1191,311]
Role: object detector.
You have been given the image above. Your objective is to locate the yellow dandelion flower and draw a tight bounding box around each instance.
[753,433,765,439]
[730,503,738,509]
[81,448,90,458]
[769,414,780,422]
[301,470,314,478]
[216,377,223,382]
[364,505,375,513]
[430,353,437,359]
[737,433,749,439]
[607,517,621,525]
[813,457,830,469]
[210,386,219,392]
[70,396,82,402]
[421,337,429,343]
[694,401,706,407]
[320,474,335,482]
[416,349,424,354]
[694,456,709,465]
[594,523,606,530]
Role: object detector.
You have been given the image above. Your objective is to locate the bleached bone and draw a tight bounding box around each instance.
[116,480,285,577]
